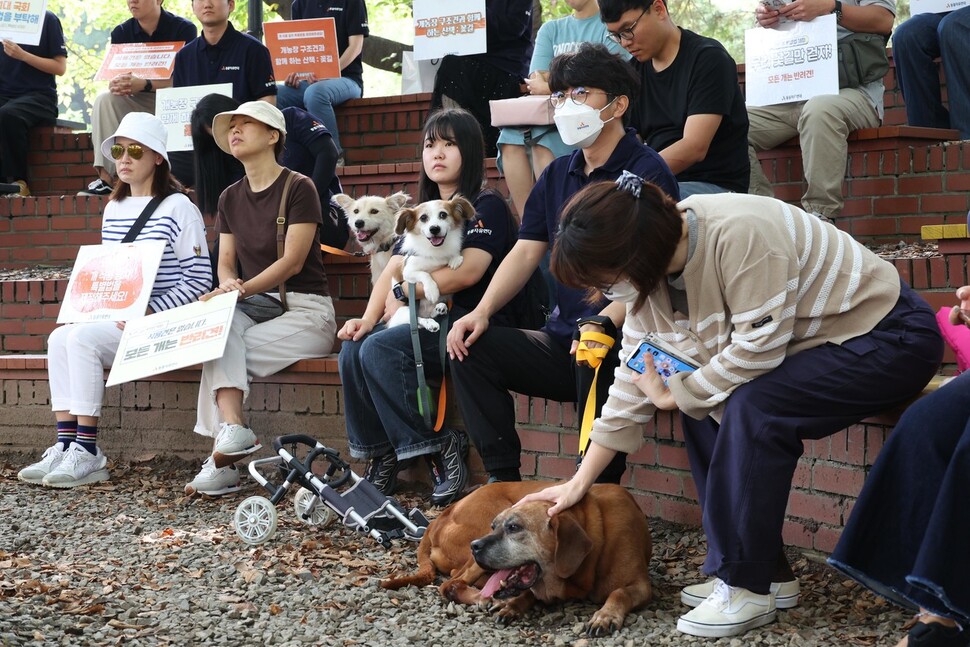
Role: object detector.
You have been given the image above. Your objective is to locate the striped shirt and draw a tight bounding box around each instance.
[590,193,901,455]
[100,193,211,313]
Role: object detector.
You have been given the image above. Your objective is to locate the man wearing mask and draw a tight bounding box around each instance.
[446,43,679,484]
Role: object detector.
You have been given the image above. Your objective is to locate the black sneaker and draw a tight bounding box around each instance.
[363,453,400,494]
[78,178,112,196]
[427,429,469,507]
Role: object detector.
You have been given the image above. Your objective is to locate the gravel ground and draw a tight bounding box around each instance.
[0,454,911,647]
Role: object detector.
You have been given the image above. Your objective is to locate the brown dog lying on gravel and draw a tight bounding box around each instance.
[381,481,653,636]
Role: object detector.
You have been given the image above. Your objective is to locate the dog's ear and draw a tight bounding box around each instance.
[551,512,593,579]
[333,193,354,210]
[450,195,477,221]
[387,191,411,212]
[395,208,416,236]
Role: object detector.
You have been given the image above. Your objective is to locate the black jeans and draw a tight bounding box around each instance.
[0,92,57,181]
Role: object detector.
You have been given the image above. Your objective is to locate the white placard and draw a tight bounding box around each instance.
[910,0,968,15]
[155,83,233,153]
[57,241,165,324]
[0,0,46,46]
[744,15,839,107]
[106,291,237,387]
[413,0,486,60]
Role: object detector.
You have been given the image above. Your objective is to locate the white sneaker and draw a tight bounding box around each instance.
[682,577,800,609]
[677,579,776,638]
[41,443,109,488]
[18,444,67,484]
[184,456,241,496]
[212,423,261,467]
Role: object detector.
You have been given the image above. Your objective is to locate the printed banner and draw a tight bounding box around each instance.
[57,241,165,324]
[413,0,486,60]
[0,0,46,46]
[95,42,184,81]
[910,0,968,14]
[744,14,839,107]
[155,83,233,153]
[106,291,237,387]
[264,18,340,81]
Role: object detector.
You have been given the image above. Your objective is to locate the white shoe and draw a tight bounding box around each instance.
[184,456,241,496]
[682,577,799,609]
[677,579,776,638]
[212,423,261,467]
[41,443,109,488]
[18,444,67,484]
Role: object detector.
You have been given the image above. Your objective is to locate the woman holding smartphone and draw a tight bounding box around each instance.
[520,174,943,640]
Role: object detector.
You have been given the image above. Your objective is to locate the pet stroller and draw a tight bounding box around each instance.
[232,434,429,547]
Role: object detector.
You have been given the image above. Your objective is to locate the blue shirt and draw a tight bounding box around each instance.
[518,128,680,344]
[0,11,66,100]
[291,0,368,89]
[172,23,277,101]
[110,8,197,44]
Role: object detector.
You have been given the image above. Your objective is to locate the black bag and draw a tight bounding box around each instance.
[837,33,890,89]
[237,293,285,323]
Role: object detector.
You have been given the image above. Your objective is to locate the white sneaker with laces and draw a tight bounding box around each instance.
[18,444,67,484]
[184,456,241,496]
[682,577,799,609]
[211,423,261,467]
[677,579,776,638]
[41,443,109,488]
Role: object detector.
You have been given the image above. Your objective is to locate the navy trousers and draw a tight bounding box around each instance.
[682,283,943,593]
[830,370,970,624]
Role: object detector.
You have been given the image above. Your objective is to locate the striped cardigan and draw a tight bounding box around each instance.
[590,193,902,455]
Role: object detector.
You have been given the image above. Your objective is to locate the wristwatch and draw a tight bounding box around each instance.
[142,78,153,93]
[392,281,408,303]
[831,0,843,22]
[573,315,618,342]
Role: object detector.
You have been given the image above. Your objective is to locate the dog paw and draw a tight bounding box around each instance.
[584,610,623,637]
[433,302,448,316]
[420,318,439,333]
[448,256,464,270]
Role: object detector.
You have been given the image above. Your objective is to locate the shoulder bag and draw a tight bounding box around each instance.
[837,32,890,89]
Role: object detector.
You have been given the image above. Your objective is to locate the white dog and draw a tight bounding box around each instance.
[333,191,410,285]
[386,196,475,332]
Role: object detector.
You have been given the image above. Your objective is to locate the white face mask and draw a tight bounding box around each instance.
[602,279,638,304]
[554,99,615,149]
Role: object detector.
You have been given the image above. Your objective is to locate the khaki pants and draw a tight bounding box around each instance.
[747,88,879,218]
[91,90,157,175]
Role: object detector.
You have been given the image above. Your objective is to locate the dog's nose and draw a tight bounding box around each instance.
[429,225,441,236]
[470,538,485,556]
[354,220,365,229]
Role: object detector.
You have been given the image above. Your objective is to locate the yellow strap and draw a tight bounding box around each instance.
[575,331,615,455]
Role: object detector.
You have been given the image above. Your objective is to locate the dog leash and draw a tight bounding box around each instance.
[408,281,448,432]
[319,243,366,257]
[575,331,615,455]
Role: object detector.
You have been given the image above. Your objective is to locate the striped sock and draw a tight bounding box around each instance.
[76,425,98,454]
[56,421,77,450]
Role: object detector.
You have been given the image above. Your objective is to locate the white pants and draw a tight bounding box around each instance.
[747,88,880,217]
[48,322,123,417]
[91,91,157,175]
[194,292,336,438]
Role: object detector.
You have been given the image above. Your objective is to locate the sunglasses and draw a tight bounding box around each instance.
[109,143,145,161]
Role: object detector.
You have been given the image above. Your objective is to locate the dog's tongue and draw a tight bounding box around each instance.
[429,236,446,247]
[480,568,514,599]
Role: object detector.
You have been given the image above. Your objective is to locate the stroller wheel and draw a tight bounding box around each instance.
[234,496,278,545]
[293,487,334,527]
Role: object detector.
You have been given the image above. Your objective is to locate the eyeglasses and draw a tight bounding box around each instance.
[549,88,614,108]
[109,143,145,161]
[607,6,649,43]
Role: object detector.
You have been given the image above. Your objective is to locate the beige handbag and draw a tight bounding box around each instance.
[489,95,555,128]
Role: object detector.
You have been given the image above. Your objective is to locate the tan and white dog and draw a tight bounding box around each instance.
[386,196,475,332]
[333,191,410,285]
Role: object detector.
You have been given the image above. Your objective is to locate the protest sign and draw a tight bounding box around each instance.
[106,291,237,387]
[910,0,968,14]
[264,18,340,81]
[413,0,486,60]
[57,241,165,324]
[155,83,232,152]
[0,0,46,46]
[95,42,184,81]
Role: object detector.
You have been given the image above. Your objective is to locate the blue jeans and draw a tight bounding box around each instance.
[276,77,362,153]
[338,323,449,460]
[678,180,730,199]
[893,8,970,139]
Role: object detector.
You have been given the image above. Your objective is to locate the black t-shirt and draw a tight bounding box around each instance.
[291,0,369,90]
[0,11,66,100]
[630,29,750,193]
[110,8,197,44]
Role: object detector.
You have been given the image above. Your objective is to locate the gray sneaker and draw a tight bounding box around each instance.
[41,443,109,488]
[18,444,67,484]
[212,423,261,467]
[184,456,241,496]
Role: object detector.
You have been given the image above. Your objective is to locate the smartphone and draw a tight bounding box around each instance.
[626,338,697,384]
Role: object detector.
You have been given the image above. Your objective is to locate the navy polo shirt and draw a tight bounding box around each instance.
[519,128,680,344]
[110,8,197,44]
[0,11,66,100]
[291,0,368,89]
[281,106,341,198]
[172,22,277,101]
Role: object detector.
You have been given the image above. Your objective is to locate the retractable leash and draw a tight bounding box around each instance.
[408,282,449,432]
[575,330,615,455]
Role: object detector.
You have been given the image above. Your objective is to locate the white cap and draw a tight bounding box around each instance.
[101,112,170,164]
[211,101,287,155]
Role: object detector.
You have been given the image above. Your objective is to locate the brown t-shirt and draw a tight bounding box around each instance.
[217,169,329,297]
